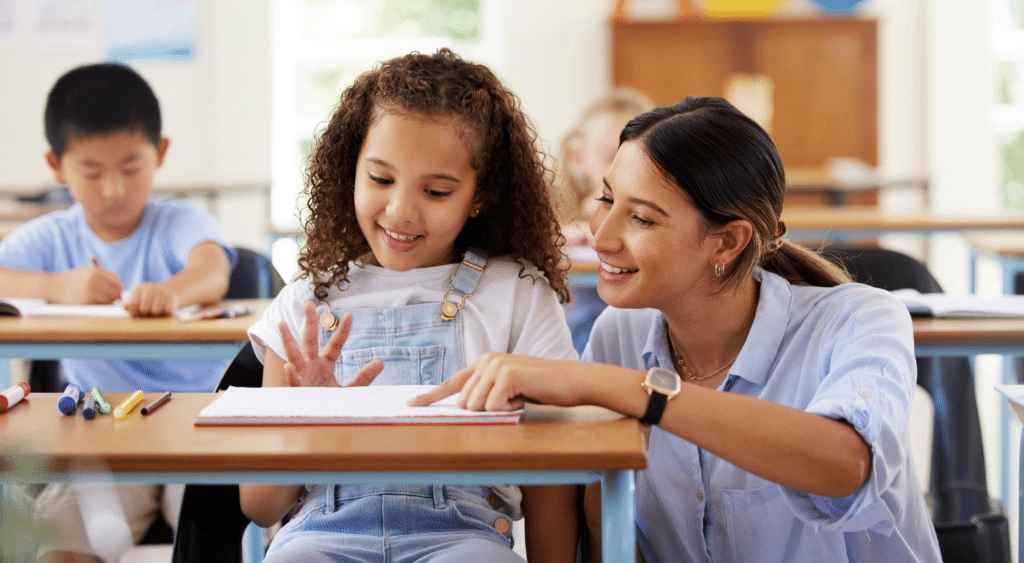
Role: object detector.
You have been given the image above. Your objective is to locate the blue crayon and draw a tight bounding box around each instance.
[82,395,96,419]
[58,384,84,415]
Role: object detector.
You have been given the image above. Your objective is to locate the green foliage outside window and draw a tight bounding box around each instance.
[302,0,480,40]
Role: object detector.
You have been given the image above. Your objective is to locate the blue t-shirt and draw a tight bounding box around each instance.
[584,269,942,563]
[0,198,236,393]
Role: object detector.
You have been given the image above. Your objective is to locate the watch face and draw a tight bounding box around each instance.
[647,368,680,394]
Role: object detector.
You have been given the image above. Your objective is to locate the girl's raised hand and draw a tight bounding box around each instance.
[279,301,384,388]
[408,352,583,412]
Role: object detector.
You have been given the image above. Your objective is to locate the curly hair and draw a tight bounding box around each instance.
[298,49,569,302]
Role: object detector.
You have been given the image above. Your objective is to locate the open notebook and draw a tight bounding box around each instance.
[0,298,128,318]
[195,385,523,426]
[892,289,1024,318]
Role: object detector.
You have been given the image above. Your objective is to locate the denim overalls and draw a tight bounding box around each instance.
[263,250,525,563]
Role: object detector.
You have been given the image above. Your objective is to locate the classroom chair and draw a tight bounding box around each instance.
[170,247,282,563]
[822,245,1010,562]
[169,341,262,563]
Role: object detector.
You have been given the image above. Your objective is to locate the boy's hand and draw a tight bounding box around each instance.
[122,283,178,317]
[53,263,123,304]
[279,301,384,388]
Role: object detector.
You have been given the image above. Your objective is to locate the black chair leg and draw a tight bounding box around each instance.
[171,485,251,563]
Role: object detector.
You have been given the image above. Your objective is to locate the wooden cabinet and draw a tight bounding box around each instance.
[611,18,878,172]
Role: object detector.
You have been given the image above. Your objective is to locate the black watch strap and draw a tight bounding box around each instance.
[641,391,668,426]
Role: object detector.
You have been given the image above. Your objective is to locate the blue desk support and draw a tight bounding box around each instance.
[917,341,1024,563]
[968,246,1024,533]
[0,342,247,389]
[1020,430,1024,563]
[3,468,636,563]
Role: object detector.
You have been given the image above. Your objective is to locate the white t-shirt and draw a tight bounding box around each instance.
[250,256,578,368]
[249,255,578,521]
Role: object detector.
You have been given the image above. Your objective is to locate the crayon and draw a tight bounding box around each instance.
[82,395,96,419]
[113,391,144,420]
[141,391,172,415]
[91,387,111,415]
[58,384,84,415]
[0,382,30,411]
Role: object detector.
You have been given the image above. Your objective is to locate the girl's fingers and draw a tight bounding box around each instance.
[321,313,353,363]
[346,359,384,388]
[279,321,305,366]
[300,301,320,359]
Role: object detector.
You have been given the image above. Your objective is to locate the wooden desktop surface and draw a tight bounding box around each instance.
[912,316,1024,346]
[0,299,269,343]
[780,208,1024,233]
[0,393,646,476]
[966,232,1024,260]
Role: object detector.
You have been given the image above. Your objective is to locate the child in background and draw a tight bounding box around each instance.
[0,63,235,563]
[558,88,654,353]
[240,49,579,562]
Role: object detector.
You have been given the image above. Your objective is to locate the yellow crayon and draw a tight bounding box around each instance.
[113,391,144,420]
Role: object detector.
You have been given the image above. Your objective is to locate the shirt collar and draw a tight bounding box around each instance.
[639,268,794,387]
[732,268,793,386]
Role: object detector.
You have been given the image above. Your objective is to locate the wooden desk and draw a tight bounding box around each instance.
[782,209,1024,242]
[966,232,1024,296]
[0,393,646,562]
[0,299,270,388]
[912,315,1024,561]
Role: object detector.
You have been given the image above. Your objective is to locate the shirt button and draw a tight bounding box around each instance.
[494,517,510,534]
[487,494,501,509]
[860,390,871,399]
[696,491,704,501]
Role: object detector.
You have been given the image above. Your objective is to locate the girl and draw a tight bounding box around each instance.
[557,88,654,354]
[414,97,943,562]
[240,50,578,562]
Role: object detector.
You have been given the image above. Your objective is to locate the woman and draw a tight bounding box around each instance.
[413,97,942,562]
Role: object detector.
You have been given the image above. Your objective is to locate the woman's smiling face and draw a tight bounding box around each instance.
[590,139,719,311]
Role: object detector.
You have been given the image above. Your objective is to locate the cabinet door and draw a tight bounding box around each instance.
[611,19,878,170]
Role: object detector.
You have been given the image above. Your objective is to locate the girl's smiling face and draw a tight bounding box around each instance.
[354,110,479,271]
[590,139,721,311]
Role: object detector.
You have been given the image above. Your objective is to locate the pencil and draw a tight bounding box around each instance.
[141,391,172,415]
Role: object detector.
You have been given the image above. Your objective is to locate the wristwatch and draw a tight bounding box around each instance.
[640,367,681,426]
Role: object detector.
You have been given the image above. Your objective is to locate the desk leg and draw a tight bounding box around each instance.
[1019,429,1024,563]
[602,470,636,563]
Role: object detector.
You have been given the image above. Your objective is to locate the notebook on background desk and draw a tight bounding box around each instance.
[0,298,128,318]
[893,289,1024,318]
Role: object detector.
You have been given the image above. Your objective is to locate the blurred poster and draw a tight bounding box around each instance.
[28,0,99,47]
[0,0,14,45]
[105,0,196,61]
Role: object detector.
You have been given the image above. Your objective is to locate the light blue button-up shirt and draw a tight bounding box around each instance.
[583,269,942,562]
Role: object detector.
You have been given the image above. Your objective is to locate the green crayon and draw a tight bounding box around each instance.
[91,387,112,415]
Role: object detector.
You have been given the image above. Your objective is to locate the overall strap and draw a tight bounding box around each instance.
[440,247,488,321]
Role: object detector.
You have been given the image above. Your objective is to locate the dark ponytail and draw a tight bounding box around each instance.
[620,96,850,287]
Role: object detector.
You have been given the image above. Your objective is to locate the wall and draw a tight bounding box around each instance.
[0,0,999,272]
[0,0,271,250]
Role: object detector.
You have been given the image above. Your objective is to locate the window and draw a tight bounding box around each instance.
[992,0,1024,209]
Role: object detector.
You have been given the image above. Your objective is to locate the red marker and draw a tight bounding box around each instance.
[0,382,30,411]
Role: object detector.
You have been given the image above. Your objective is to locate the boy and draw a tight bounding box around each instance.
[0,63,236,563]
